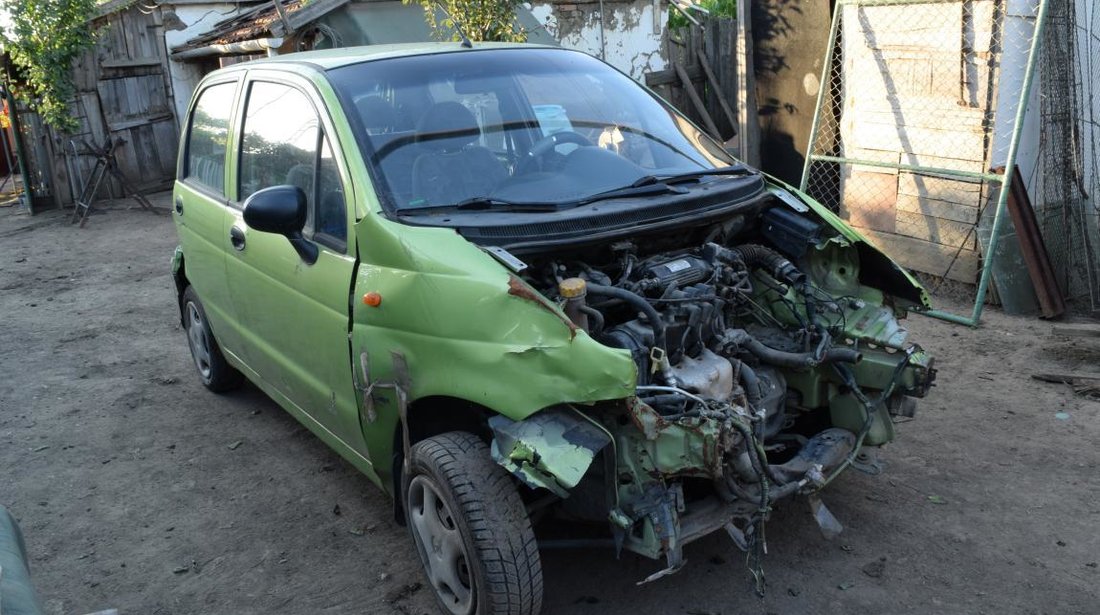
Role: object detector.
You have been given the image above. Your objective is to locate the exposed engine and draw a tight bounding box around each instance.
[513,223,934,585]
[535,241,861,470]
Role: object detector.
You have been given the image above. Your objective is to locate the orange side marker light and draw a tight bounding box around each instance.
[362,292,383,307]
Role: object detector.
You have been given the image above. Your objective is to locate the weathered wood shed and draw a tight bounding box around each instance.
[10,0,181,213]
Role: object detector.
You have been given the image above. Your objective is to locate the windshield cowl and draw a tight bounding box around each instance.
[392,172,768,250]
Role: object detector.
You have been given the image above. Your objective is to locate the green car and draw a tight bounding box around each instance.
[171,42,935,615]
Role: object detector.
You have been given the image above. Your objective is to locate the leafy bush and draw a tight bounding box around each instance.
[407,0,527,43]
[0,0,98,132]
[668,0,737,31]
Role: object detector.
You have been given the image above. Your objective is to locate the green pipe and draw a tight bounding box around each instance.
[917,308,976,326]
[799,0,841,192]
[808,154,1006,183]
[965,0,1050,326]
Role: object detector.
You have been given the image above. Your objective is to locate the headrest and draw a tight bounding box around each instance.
[416,101,480,152]
[356,96,397,135]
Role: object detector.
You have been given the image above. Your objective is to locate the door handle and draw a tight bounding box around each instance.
[229,226,246,251]
[174,197,183,215]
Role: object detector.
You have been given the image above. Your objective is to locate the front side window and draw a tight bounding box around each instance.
[185,81,237,194]
[239,81,346,246]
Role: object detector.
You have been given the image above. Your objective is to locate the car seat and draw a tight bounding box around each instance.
[411,101,508,207]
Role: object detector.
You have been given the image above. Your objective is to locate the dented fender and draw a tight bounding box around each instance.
[349,214,636,490]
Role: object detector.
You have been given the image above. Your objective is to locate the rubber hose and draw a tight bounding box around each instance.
[578,305,604,335]
[733,244,805,286]
[824,347,862,364]
[742,337,861,368]
[733,359,763,410]
[586,283,666,352]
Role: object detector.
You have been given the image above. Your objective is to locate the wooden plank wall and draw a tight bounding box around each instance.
[836,1,1000,283]
[646,19,739,143]
[26,4,178,210]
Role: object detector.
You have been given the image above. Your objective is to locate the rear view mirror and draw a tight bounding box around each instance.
[243,185,318,264]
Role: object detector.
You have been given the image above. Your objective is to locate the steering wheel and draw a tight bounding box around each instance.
[516,130,594,174]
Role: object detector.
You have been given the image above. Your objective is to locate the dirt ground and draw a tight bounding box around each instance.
[1,193,1098,615]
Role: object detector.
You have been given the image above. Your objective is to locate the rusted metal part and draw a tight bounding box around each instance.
[391,351,412,473]
[356,352,377,423]
[625,399,725,479]
[1004,166,1067,319]
[507,274,578,338]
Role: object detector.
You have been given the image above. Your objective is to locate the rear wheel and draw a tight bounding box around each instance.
[182,286,242,393]
[405,432,543,615]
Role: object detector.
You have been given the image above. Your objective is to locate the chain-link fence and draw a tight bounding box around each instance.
[799,0,1049,325]
[1036,0,1100,313]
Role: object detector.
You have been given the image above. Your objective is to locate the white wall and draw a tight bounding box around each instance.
[527,0,667,81]
[163,3,250,130]
[990,0,1041,186]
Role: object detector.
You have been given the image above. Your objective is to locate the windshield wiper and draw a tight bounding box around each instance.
[630,164,755,188]
[394,197,560,215]
[397,182,691,216]
[453,197,559,211]
[563,181,689,207]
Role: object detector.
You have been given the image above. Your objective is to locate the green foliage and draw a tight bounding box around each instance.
[0,0,98,132]
[406,0,527,43]
[668,0,737,31]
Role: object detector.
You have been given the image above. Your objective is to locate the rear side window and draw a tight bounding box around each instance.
[185,82,237,194]
[239,81,346,247]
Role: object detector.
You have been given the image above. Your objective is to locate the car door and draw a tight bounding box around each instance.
[223,72,362,451]
[172,76,244,357]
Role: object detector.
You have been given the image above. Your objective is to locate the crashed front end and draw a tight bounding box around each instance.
[485,186,936,587]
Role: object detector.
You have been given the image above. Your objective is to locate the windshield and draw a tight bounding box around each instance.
[327,48,735,212]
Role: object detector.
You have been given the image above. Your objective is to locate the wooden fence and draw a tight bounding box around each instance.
[645,19,740,150]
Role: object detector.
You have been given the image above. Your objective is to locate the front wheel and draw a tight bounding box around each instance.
[181,286,242,393]
[405,432,543,615]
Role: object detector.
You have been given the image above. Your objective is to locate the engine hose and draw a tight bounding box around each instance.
[741,336,862,368]
[585,283,667,354]
[729,419,779,485]
[730,420,772,520]
[732,359,763,411]
[732,244,806,286]
[578,305,604,335]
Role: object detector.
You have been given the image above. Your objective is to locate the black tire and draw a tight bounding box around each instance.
[405,432,543,615]
[181,286,243,393]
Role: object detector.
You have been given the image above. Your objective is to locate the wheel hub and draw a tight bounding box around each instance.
[408,475,474,615]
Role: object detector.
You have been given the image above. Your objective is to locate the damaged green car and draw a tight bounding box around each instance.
[172,43,935,615]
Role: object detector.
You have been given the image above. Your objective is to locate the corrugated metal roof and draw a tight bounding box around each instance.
[171,0,349,53]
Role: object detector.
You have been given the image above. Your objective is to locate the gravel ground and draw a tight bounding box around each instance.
[1,194,1098,615]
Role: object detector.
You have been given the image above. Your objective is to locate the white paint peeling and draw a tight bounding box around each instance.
[529,0,667,81]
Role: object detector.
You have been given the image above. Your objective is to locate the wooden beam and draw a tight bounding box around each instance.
[735,0,760,166]
[674,62,722,140]
[697,48,737,138]
[1032,372,1100,383]
[645,64,704,88]
[101,57,162,69]
[1050,324,1100,338]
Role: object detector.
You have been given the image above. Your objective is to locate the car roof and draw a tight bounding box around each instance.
[214,42,559,74]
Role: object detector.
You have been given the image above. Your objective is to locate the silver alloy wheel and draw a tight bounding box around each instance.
[408,475,474,615]
[186,302,213,379]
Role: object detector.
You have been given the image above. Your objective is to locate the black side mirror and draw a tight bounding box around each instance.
[243,185,318,264]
